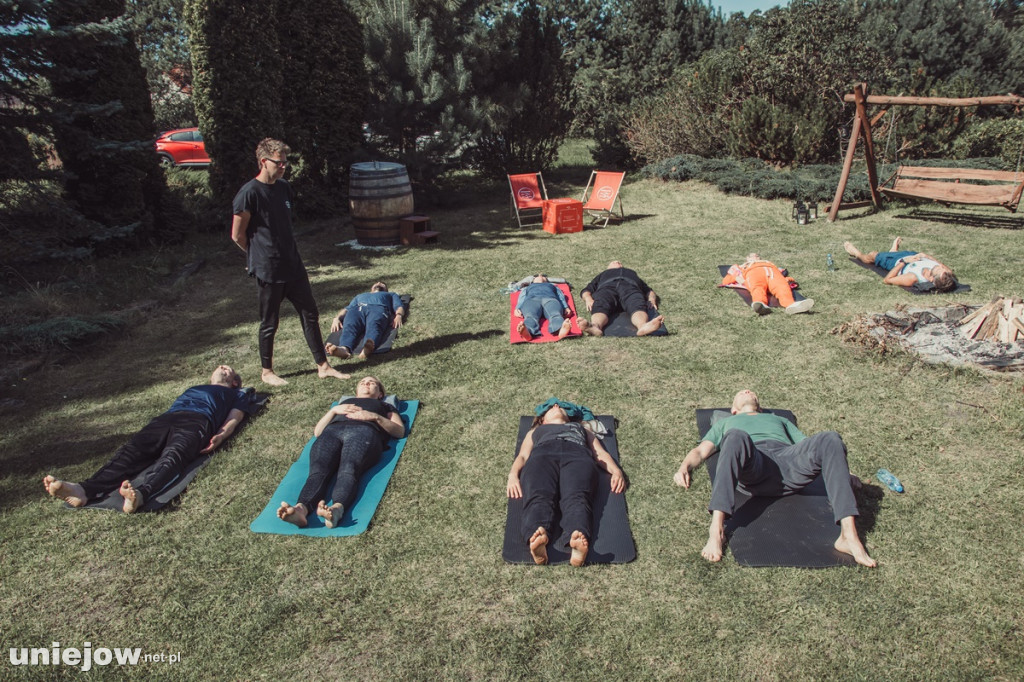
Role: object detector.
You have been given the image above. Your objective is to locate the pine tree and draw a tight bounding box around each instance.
[126,0,195,129]
[0,0,50,181]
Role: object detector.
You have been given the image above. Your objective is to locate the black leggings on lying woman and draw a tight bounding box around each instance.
[297,420,384,512]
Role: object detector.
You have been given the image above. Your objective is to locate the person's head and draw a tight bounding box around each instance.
[532,274,549,284]
[607,260,623,270]
[930,265,957,293]
[532,403,570,427]
[731,389,760,414]
[371,281,388,293]
[255,138,290,179]
[355,376,386,399]
[210,365,241,389]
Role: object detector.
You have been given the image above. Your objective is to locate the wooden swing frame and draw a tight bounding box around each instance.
[826,83,1024,221]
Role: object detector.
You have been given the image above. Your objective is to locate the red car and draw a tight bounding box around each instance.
[155,127,210,167]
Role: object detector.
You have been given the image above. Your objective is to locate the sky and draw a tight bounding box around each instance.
[713,0,790,16]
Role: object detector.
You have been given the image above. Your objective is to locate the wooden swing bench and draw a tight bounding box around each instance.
[879,165,1024,212]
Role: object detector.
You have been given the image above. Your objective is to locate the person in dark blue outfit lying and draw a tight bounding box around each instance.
[277,376,405,528]
[326,282,405,361]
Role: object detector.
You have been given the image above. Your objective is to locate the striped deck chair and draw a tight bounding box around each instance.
[508,172,548,228]
[581,170,625,227]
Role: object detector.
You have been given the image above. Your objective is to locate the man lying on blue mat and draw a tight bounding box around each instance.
[43,365,249,513]
[673,390,876,567]
[326,281,405,361]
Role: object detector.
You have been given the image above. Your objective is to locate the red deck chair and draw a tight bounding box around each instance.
[508,172,548,228]
[580,170,625,227]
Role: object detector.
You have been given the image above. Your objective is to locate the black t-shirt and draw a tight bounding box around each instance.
[328,397,398,448]
[582,267,651,297]
[232,178,302,282]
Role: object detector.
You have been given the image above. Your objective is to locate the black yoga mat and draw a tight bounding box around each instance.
[717,265,808,308]
[325,294,413,354]
[502,415,636,565]
[601,305,668,337]
[696,408,856,568]
[70,391,269,512]
[848,258,971,294]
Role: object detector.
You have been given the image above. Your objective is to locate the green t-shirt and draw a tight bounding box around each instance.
[703,412,806,448]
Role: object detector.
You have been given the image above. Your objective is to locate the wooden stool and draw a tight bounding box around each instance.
[400,215,440,245]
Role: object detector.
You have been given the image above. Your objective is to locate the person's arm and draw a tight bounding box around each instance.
[514,286,528,316]
[343,407,405,439]
[587,431,625,493]
[200,408,247,454]
[782,418,806,444]
[231,211,251,253]
[390,293,405,328]
[883,258,918,287]
[507,429,535,498]
[552,286,572,315]
[330,307,347,334]
[674,440,717,488]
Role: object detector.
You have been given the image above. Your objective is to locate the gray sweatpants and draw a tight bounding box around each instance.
[708,430,859,524]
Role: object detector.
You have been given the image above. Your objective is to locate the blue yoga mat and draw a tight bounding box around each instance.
[249,399,419,537]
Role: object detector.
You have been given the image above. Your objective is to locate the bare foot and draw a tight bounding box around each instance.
[262,370,288,386]
[843,241,861,259]
[43,476,87,507]
[119,480,143,513]
[325,343,350,360]
[529,526,549,565]
[358,338,375,360]
[556,319,572,340]
[702,528,725,562]
[890,236,902,252]
[516,321,532,341]
[277,501,308,527]
[569,530,589,567]
[582,320,603,336]
[318,363,350,380]
[636,315,665,336]
[317,500,344,528]
[835,533,877,568]
[577,319,589,333]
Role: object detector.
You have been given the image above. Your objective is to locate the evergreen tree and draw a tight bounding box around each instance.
[185,0,282,204]
[0,0,49,181]
[44,0,166,234]
[126,0,195,129]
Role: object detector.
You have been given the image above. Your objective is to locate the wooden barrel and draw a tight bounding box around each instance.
[349,162,414,246]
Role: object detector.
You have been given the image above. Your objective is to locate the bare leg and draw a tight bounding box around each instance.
[262,369,288,386]
[43,475,87,507]
[635,314,664,336]
[119,480,144,514]
[516,321,532,341]
[276,501,309,527]
[569,530,589,567]
[358,338,375,360]
[843,241,878,265]
[834,516,877,567]
[890,236,902,252]
[317,362,350,380]
[529,526,549,565]
[556,319,572,339]
[325,343,350,360]
[702,510,727,562]
[317,500,344,528]
[585,313,608,336]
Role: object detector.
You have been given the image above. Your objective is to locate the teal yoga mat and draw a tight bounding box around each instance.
[249,399,419,536]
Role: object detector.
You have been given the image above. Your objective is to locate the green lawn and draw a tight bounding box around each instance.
[2,159,1023,680]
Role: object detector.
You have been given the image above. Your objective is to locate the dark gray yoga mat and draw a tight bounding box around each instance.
[696,408,855,568]
[602,305,668,337]
[502,415,636,565]
[325,294,412,354]
[70,391,269,512]
[717,265,808,308]
[848,258,971,294]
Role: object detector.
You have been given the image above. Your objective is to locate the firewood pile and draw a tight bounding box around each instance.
[958,296,1024,343]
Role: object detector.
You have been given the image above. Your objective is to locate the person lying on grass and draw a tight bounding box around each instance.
[506,402,626,566]
[844,236,958,292]
[721,253,814,315]
[325,281,405,361]
[514,274,573,341]
[277,376,404,528]
[578,260,664,336]
[673,389,876,568]
[44,365,249,513]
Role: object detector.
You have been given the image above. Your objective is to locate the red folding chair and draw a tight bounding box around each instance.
[508,172,548,228]
[580,170,625,227]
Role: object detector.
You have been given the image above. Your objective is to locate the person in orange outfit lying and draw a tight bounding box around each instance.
[721,254,814,315]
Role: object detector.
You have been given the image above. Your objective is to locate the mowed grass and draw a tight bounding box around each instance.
[2,150,1024,680]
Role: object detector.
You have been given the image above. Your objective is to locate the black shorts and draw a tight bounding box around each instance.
[590,283,647,317]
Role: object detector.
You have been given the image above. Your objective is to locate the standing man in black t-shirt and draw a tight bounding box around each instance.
[230,138,348,385]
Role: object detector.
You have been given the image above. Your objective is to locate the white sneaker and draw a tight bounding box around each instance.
[784,298,814,314]
[751,301,770,315]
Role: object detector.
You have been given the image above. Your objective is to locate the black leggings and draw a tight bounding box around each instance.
[257,274,327,370]
[520,446,597,549]
[297,421,384,511]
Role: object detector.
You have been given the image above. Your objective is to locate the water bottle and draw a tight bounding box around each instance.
[826,253,835,272]
[876,468,904,493]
